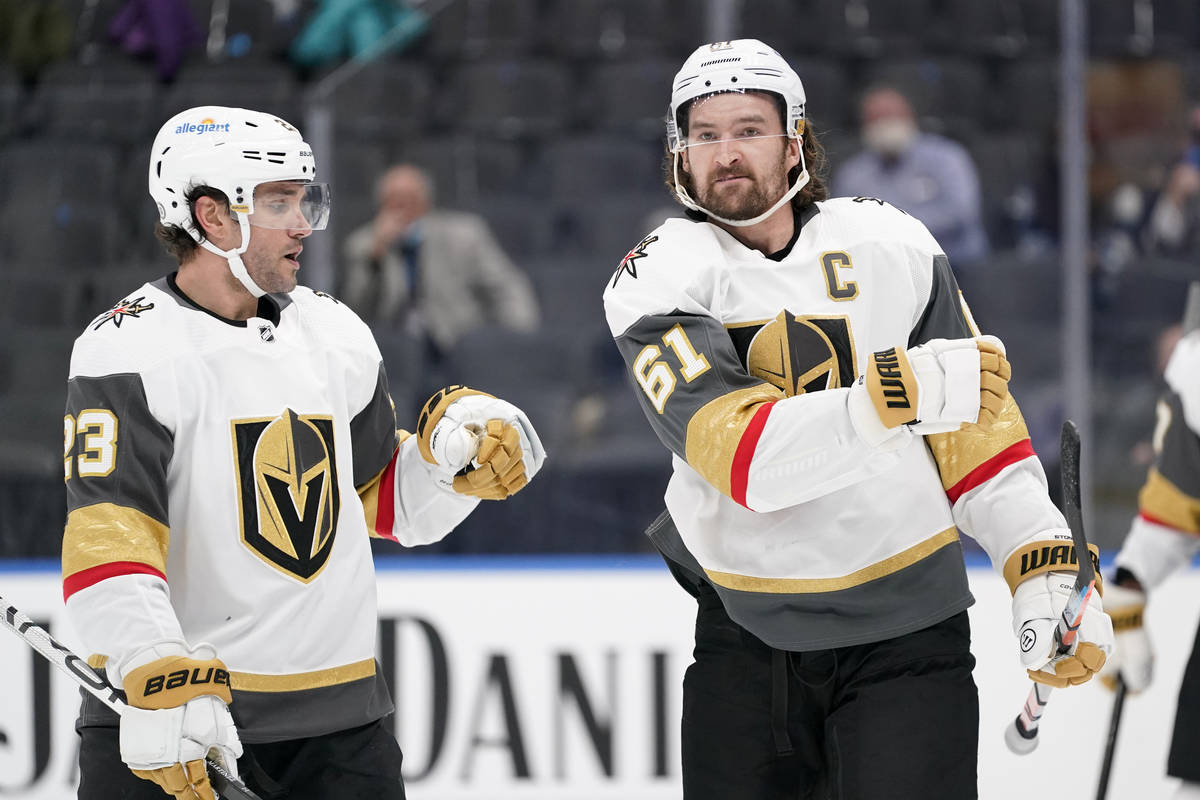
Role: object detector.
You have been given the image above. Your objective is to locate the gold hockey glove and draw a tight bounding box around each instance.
[1006,535,1114,688]
[116,641,242,800]
[416,386,546,500]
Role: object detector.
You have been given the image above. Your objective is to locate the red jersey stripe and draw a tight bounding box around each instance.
[63,561,166,602]
[374,453,400,542]
[730,402,776,508]
[945,439,1036,505]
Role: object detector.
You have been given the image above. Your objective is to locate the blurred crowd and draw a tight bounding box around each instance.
[3,0,1200,557]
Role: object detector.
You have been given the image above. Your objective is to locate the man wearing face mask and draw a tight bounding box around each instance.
[834,87,989,270]
[1146,106,1200,255]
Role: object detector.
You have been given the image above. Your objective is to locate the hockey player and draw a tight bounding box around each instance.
[62,106,545,800]
[602,40,1114,798]
[1101,289,1200,800]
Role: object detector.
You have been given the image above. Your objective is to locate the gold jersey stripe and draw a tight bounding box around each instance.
[62,503,170,580]
[925,395,1030,491]
[86,654,378,693]
[684,384,782,498]
[1140,468,1200,534]
[705,527,959,594]
[229,658,377,692]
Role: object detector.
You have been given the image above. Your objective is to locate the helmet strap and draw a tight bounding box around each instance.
[672,145,810,228]
[198,217,268,298]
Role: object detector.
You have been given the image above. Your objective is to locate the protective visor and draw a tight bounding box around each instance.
[247,182,331,231]
[682,132,788,150]
[669,88,801,153]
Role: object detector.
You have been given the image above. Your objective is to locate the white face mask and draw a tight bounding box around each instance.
[863,118,918,156]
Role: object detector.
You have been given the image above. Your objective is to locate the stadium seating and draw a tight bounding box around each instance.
[1,0,1196,557]
[0,141,123,268]
[425,0,542,61]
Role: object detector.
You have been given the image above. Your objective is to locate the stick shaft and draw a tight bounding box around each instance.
[1095,676,1127,800]
[1007,420,1095,752]
[0,594,261,800]
[1,595,124,711]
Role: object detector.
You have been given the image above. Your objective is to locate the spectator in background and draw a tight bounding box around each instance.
[289,0,428,73]
[834,87,990,273]
[1145,106,1200,256]
[108,0,200,80]
[340,163,540,402]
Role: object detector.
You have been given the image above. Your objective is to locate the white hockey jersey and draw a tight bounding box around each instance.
[603,198,1070,650]
[63,275,477,742]
[1115,327,1200,589]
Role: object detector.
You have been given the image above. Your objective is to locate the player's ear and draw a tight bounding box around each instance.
[193,196,235,245]
[786,135,801,171]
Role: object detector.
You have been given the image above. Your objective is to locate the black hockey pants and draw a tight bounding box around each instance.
[681,581,979,800]
[77,710,405,800]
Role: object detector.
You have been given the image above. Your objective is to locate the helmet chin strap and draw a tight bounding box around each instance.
[673,146,810,228]
[197,216,268,298]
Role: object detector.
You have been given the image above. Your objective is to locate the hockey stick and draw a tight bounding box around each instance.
[1095,675,1127,800]
[1004,419,1099,755]
[0,594,262,800]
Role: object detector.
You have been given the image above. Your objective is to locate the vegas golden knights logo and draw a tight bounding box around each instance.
[231,409,340,582]
[745,310,857,396]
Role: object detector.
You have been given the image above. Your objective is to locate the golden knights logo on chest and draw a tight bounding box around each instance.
[728,310,859,396]
[231,409,340,582]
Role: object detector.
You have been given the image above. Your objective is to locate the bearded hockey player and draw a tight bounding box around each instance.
[62,106,545,800]
[602,40,1113,799]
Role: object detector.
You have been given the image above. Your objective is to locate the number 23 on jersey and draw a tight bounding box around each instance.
[64,410,118,480]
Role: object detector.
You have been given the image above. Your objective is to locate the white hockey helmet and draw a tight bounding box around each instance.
[148,106,329,296]
[667,40,810,227]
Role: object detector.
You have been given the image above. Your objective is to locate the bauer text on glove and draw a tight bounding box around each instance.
[116,640,243,800]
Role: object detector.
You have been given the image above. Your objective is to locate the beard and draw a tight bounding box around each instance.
[691,149,791,221]
[243,247,298,294]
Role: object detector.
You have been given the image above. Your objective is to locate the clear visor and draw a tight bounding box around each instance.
[673,88,794,152]
[247,182,331,231]
[683,132,788,150]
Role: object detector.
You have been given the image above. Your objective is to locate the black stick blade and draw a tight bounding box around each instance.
[1059,420,1095,586]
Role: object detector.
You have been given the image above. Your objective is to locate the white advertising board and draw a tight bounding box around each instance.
[0,557,1196,799]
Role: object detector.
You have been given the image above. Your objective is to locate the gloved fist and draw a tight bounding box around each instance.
[453,419,528,499]
[115,640,242,800]
[1012,571,1114,688]
[972,336,1011,431]
[416,386,546,500]
[1097,581,1153,692]
[847,335,1010,447]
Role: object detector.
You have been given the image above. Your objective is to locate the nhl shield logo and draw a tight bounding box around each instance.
[231,409,340,582]
[744,311,858,396]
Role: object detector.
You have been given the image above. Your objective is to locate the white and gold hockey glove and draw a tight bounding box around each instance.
[416,386,546,500]
[1097,578,1152,692]
[115,639,242,800]
[847,335,1010,448]
[1005,533,1114,688]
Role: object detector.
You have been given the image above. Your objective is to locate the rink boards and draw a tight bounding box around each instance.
[1,556,1197,800]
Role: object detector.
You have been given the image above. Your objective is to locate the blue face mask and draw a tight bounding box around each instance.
[1186,143,1200,171]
